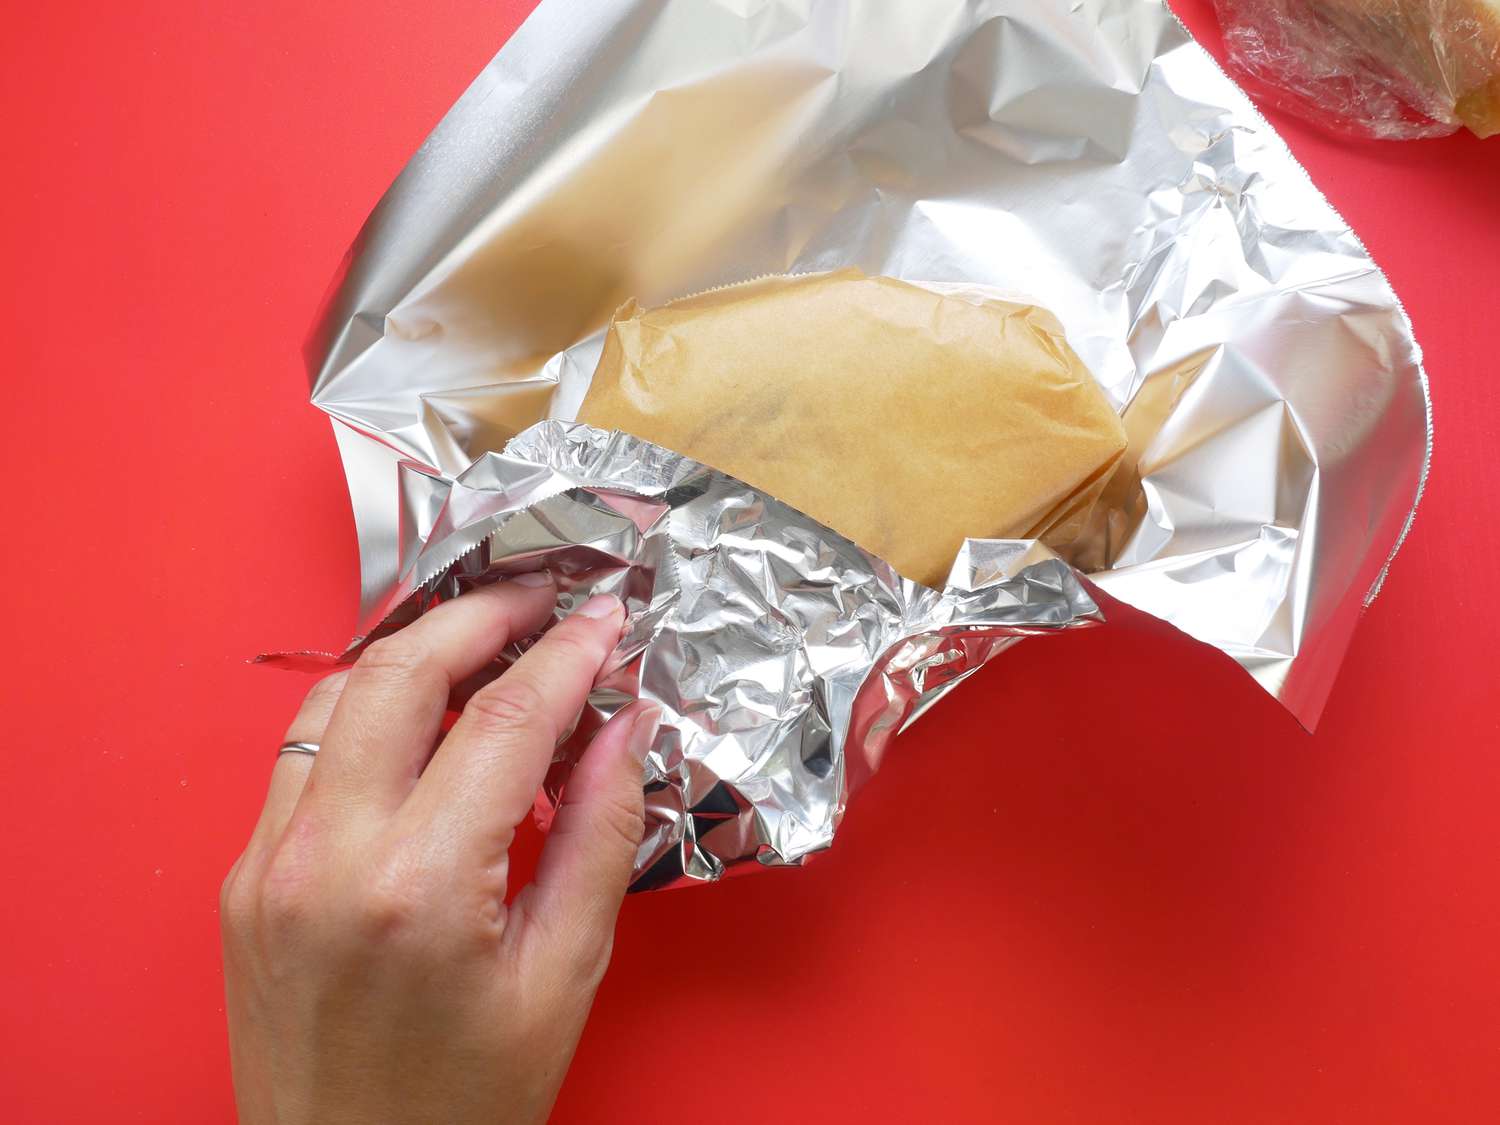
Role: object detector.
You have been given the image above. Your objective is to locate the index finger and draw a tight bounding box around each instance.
[404,593,627,857]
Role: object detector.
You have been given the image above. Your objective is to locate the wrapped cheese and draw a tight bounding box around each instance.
[576,270,1127,588]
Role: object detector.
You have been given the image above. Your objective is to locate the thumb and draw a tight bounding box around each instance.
[521,703,659,969]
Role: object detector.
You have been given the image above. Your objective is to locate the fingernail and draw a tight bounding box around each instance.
[512,570,553,588]
[628,706,661,763]
[575,593,624,620]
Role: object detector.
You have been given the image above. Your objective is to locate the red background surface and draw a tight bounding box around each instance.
[3,1,1497,1121]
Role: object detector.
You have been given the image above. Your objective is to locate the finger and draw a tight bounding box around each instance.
[409,594,627,857]
[245,670,349,854]
[517,702,659,957]
[313,573,559,814]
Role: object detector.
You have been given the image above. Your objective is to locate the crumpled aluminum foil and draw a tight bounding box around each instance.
[352,420,1098,889]
[297,0,1432,885]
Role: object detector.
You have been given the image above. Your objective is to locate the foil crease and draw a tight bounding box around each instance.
[299,0,1433,882]
[355,420,1099,889]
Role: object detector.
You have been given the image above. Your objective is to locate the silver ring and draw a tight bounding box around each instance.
[278,741,320,757]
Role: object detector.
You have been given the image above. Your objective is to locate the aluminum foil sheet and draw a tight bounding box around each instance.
[297,0,1433,882]
[344,420,1097,888]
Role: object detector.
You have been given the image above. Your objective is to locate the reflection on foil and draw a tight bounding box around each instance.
[291,0,1432,884]
[339,421,1099,889]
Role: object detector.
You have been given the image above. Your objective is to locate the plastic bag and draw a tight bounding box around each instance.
[1212,0,1500,139]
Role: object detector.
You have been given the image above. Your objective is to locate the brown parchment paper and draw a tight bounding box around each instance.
[577,270,1127,588]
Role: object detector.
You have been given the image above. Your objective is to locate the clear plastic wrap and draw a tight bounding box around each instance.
[1213,0,1500,138]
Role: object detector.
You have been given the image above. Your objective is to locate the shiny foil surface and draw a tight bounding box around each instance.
[350,421,1099,888]
[300,0,1432,882]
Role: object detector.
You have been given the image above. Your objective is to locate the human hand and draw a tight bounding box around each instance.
[220,575,656,1125]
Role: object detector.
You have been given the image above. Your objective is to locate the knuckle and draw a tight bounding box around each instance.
[474,893,507,939]
[465,678,551,739]
[560,919,616,989]
[455,882,510,950]
[356,635,434,685]
[256,846,318,936]
[219,859,254,935]
[586,929,617,983]
[543,624,605,668]
[300,670,348,713]
[586,792,647,861]
[352,853,430,941]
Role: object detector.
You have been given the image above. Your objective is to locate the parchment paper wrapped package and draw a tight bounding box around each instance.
[296,0,1432,889]
[577,271,1128,587]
